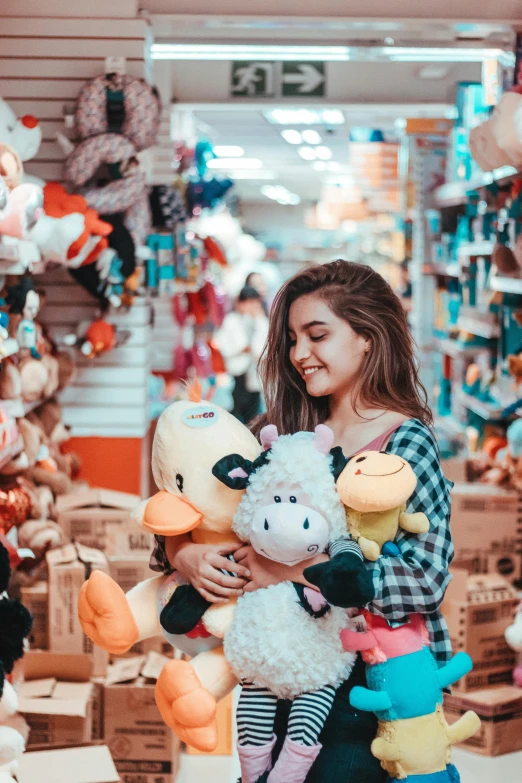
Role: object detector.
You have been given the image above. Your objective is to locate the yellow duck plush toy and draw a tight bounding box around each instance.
[78,389,261,752]
[336,450,430,561]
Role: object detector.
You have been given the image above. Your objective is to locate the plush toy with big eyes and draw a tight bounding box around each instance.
[335,450,429,561]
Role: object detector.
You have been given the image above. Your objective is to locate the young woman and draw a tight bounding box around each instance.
[151,260,453,783]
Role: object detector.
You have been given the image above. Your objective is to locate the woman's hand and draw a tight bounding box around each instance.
[234,545,329,592]
[171,540,251,604]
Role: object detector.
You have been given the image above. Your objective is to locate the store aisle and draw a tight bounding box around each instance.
[176,748,522,783]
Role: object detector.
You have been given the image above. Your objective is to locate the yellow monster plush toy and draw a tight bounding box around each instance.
[78,390,261,752]
[336,451,430,561]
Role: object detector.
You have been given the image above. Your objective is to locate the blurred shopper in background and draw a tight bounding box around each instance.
[213,285,269,424]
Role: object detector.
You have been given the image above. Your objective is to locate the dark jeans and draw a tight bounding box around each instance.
[232,373,261,425]
[273,657,386,783]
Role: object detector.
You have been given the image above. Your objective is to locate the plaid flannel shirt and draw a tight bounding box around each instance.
[373,418,454,665]
[150,417,454,665]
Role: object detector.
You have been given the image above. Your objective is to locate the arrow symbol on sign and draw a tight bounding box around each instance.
[282,64,324,93]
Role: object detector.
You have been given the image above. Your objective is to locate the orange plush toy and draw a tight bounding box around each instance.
[79,388,261,752]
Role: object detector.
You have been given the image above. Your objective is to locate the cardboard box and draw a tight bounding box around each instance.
[444,686,522,756]
[21,581,48,650]
[17,745,120,783]
[19,651,94,749]
[58,488,153,557]
[104,656,181,783]
[185,691,234,756]
[442,569,519,692]
[449,483,522,585]
[46,543,109,676]
[441,458,469,483]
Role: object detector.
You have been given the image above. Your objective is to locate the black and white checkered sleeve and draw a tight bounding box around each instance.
[367,419,454,664]
[149,535,176,574]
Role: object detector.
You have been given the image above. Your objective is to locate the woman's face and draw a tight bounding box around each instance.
[288,293,368,398]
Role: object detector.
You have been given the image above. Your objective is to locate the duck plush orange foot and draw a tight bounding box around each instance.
[78,393,261,751]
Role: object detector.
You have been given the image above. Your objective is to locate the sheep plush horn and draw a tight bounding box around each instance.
[260,424,278,451]
[313,424,335,454]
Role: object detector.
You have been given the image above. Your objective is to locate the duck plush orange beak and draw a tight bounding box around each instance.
[135,490,203,535]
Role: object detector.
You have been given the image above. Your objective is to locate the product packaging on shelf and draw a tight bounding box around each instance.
[442,569,519,692]
[449,482,522,585]
[57,488,152,557]
[444,686,522,756]
[46,543,109,676]
[103,653,181,783]
[19,651,95,749]
[16,745,120,783]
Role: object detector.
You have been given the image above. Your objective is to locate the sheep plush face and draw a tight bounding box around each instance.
[0,98,42,162]
[213,424,347,565]
[337,451,417,513]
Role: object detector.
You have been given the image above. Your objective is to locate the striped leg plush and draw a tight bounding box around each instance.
[287,685,337,746]
[237,682,278,747]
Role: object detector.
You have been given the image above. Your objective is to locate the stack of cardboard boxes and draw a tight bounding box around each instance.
[15,487,233,782]
[441,471,522,757]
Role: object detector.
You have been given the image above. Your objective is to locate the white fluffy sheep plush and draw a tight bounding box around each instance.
[212,424,370,783]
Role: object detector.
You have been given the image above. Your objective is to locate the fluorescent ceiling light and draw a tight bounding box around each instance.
[315,146,333,160]
[213,145,244,157]
[312,161,327,171]
[151,43,513,66]
[261,185,301,205]
[298,146,316,161]
[416,65,450,80]
[265,109,345,125]
[302,129,322,145]
[207,157,262,169]
[281,129,302,145]
[151,43,350,61]
[230,170,278,179]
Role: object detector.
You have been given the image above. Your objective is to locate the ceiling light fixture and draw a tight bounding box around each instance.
[315,146,333,160]
[298,146,317,161]
[281,129,302,145]
[207,157,263,169]
[265,109,345,126]
[151,43,514,66]
[301,129,322,144]
[261,185,301,205]
[230,170,278,180]
[213,145,245,157]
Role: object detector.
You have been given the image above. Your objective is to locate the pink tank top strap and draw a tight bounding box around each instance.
[348,421,405,458]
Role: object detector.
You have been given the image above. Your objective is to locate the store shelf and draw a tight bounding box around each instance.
[434,337,491,359]
[457,241,495,259]
[423,262,461,278]
[434,166,519,208]
[456,391,506,420]
[490,275,522,295]
[435,415,465,438]
[457,315,500,339]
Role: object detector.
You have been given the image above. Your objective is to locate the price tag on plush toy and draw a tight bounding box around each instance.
[181,406,219,428]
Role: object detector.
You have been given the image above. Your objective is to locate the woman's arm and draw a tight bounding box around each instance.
[370,420,454,662]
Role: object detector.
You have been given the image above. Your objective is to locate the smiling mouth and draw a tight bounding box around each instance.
[302,366,324,377]
[357,464,405,477]
[260,549,311,565]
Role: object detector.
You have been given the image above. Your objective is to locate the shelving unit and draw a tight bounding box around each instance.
[490,276,522,295]
[456,315,500,339]
[423,262,461,278]
[457,241,495,259]
[434,166,519,208]
[434,337,490,359]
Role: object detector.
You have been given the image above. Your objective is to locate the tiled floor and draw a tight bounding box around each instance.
[176,749,522,783]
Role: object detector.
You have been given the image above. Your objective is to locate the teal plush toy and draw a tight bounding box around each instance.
[341,612,480,781]
[342,612,473,721]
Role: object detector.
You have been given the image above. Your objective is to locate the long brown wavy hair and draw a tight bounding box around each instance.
[252,260,432,436]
